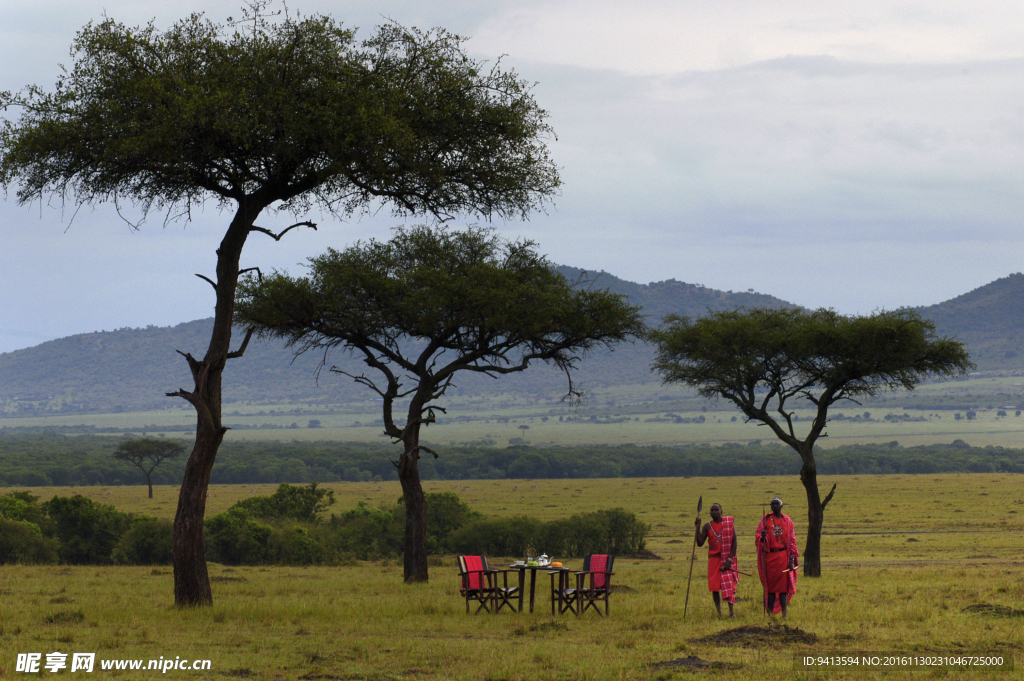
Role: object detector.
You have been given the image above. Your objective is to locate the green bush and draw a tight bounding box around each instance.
[0,491,47,525]
[204,508,271,565]
[231,482,335,521]
[424,492,483,553]
[449,516,545,557]
[266,523,348,566]
[0,518,59,564]
[43,495,134,565]
[594,508,651,555]
[112,518,174,565]
[327,502,404,560]
[449,508,650,558]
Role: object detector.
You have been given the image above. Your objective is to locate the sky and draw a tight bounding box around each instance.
[2,0,1024,354]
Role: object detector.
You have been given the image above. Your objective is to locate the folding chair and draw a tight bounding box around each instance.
[549,568,578,615]
[575,554,615,617]
[457,555,496,614]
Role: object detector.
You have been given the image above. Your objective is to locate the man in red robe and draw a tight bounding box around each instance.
[755,496,798,617]
[695,502,738,617]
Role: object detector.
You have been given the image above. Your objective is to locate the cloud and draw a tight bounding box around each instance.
[474,1,1024,74]
[2,1,1024,352]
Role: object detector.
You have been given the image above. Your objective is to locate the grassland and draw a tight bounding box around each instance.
[2,474,1022,680]
[4,376,1024,450]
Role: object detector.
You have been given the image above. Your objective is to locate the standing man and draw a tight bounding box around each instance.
[755,497,798,617]
[695,502,738,617]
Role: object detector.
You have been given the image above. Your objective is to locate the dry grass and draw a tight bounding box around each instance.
[2,475,1022,680]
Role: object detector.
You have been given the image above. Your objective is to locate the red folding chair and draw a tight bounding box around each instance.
[575,554,615,617]
[458,556,522,614]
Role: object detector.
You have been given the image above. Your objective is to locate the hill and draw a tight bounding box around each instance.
[0,268,794,416]
[3,269,1021,417]
[912,272,1024,370]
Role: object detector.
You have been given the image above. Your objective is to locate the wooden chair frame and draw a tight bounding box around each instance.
[457,556,522,614]
[492,567,523,614]
[457,555,496,614]
[549,568,578,615]
[575,554,615,617]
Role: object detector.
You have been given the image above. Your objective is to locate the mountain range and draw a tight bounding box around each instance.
[2,268,1021,416]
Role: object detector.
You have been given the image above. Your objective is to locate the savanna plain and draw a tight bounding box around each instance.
[1,474,1022,680]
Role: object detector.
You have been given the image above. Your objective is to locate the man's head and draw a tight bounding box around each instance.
[770,497,783,515]
[710,503,722,522]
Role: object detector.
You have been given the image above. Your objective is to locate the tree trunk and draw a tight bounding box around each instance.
[171,203,260,607]
[146,474,153,500]
[798,446,823,577]
[398,423,429,583]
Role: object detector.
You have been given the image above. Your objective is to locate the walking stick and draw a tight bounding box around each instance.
[683,496,702,619]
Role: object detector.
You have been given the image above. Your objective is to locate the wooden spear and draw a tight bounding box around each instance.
[683,495,702,619]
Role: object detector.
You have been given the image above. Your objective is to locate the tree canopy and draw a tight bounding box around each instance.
[236,226,644,404]
[1,9,558,221]
[236,225,645,581]
[650,307,973,575]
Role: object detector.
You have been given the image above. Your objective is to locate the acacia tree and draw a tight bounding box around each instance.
[235,226,645,582]
[649,308,973,576]
[1,6,558,605]
[114,438,185,499]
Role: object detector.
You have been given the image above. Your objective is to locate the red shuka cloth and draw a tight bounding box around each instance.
[755,513,798,614]
[707,517,738,604]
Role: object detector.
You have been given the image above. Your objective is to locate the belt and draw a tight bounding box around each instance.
[769,548,786,553]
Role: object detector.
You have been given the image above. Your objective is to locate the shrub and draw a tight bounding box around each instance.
[0,518,59,564]
[424,492,482,553]
[327,503,404,560]
[43,496,133,565]
[112,518,173,565]
[231,482,335,521]
[0,491,48,528]
[266,523,348,566]
[204,508,271,565]
[449,509,650,558]
[448,516,544,557]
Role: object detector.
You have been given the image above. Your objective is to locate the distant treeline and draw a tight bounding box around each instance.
[1,434,1022,488]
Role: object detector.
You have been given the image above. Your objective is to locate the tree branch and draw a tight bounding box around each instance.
[413,445,439,460]
[249,220,317,241]
[330,367,388,398]
[821,483,837,511]
[195,273,217,291]
[226,328,254,359]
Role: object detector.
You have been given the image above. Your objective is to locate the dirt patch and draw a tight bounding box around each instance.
[513,620,569,636]
[612,584,637,593]
[651,655,741,671]
[906,538,919,542]
[692,624,818,648]
[963,603,1024,618]
[666,539,684,544]
[631,549,663,560]
[43,610,85,625]
[210,576,247,582]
